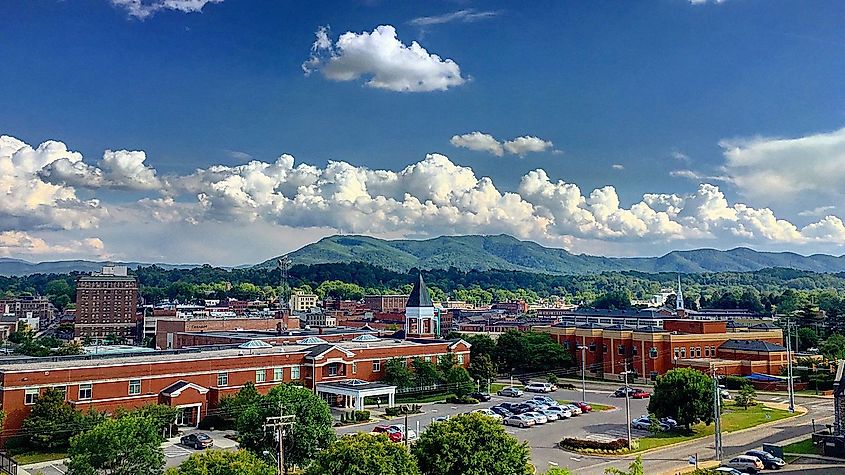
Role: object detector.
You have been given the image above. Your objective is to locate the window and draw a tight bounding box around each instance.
[373,361,382,372]
[54,386,67,400]
[680,348,686,358]
[674,348,680,359]
[632,346,638,356]
[696,347,702,358]
[562,341,570,350]
[649,347,658,358]
[327,363,340,376]
[217,372,229,387]
[704,347,710,357]
[588,342,596,352]
[25,388,39,405]
[256,370,266,383]
[457,354,464,365]
[291,365,301,380]
[618,345,625,355]
[79,383,93,400]
[273,367,284,381]
[602,344,608,354]
[351,362,357,374]
[128,379,141,396]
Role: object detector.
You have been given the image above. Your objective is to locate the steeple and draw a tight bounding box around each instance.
[406,273,433,308]
[675,274,684,311]
[405,272,437,338]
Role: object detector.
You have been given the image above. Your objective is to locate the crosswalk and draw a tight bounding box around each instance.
[163,445,192,458]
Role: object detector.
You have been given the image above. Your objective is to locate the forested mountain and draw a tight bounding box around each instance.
[259,234,845,274]
[0,258,200,277]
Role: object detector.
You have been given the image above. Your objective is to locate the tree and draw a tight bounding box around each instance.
[165,449,276,475]
[412,413,531,475]
[55,340,85,356]
[797,327,820,351]
[592,291,632,310]
[234,384,334,473]
[604,456,643,475]
[463,334,496,360]
[412,358,443,388]
[544,469,573,475]
[495,331,571,374]
[437,353,458,375]
[468,354,496,384]
[820,333,845,360]
[445,366,475,399]
[66,415,164,475]
[384,358,415,389]
[128,404,179,436]
[735,385,757,409]
[305,433,419,475]
[647,368,714,430]
[22,387,82,450]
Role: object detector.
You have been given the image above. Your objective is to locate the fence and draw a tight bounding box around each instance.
[0,451,17,475]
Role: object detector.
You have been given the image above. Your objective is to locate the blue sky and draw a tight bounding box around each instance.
[1,0,845,265]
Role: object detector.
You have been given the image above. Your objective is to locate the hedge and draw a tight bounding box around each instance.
[559,437,637,454]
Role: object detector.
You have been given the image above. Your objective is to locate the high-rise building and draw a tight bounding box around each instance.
[75,266,139,342]
[289,292,319,312]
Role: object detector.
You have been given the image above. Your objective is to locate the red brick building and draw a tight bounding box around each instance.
[75,266,139,341]
[362,295,409,313]
[0,337,471,442]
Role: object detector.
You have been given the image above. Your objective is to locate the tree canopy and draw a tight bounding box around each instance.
[305,433,419,475]
[495,330,571,374]
[647,369,714,429]
[165,449,276,475]
[66,415,164,475]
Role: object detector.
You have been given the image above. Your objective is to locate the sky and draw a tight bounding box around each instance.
[1,0,845,265]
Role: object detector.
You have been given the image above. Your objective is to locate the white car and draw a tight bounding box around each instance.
[523,411,549,424]
[723,455,764,474]
[504,414,535,428]
[543,406,572,419]
[531,395,558,406]
[539,408,560,421]
[562,404,582,415]
[524,382,556,393]
[497,387,524,397]
[472,408,503,421]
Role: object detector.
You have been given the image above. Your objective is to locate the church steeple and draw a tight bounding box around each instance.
[676,274,685,312]
[405,272,437,338]
[406,273,433,308]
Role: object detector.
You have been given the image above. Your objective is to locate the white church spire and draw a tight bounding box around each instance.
[676,274,685,312]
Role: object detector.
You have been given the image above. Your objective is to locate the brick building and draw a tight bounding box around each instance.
[537,319,786,380]
[0,336,471,441]
[289,292,319,312]
[492,301,529,315]
[0,296,56,330]
[363,294,409,313]
[155,315,300,349]
[75,266,139,341]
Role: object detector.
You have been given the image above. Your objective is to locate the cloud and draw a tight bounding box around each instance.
[302,25,467,92]
[0,231,104,257]
[671,151,690,161]
[503,136,555,157]
[110,0,223,20]
[670,169,703,180]
[40,149,161,191]
[720,126,845,203]
[689,0,728,4]
[449,132,555,157]
[408,9,499,27]
[226,150,253,161]
[798,206,837,217]
[612,164,624,170]
[450,132,503,156]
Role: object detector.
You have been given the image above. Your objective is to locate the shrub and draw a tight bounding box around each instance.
[724,375,749,390]
[445,396,479,404]
[354,410,370,422]
[385,407,401,417]
[559,438,634,453]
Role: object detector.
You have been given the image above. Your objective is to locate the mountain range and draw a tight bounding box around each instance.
[5,234,845,277]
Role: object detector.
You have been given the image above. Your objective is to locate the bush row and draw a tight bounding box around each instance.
[559,437,637,454]
[445,396,479,404]
[339,410,370,423]
[385,404,422,417]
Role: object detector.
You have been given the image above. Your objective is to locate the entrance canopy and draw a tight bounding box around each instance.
[316,379,396,411]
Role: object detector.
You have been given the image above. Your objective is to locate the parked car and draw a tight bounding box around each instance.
[573,401,592,412]
[498,387,524,397]
[539,408,561,421]
[511,403,533,414]
[631,389,650,399]
[432,416,450,423]
[543,405,573,419]
[524,382,557,393]
[531,395,558,406]
[472,408,503,421]
[490,406,513,418]
[388,424,417,441]
[723,455,764,474]
[503,414,536,428]
[562,404,582,415]
[180,433,213,450]
[523,400,549,411]
[659,417,678,429]
[372,425,403,442]
[745,450,786,470]
[613,387,636,397]
[713,468,744,475]
[470,391,492,402]
[631,417,652,430]
[523,411,549,424]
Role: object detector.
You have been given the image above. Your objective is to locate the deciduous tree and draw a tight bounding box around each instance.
[647,369,714,430]
[305,433,419,475]
[66,415,164,475]
[165,449,276,475]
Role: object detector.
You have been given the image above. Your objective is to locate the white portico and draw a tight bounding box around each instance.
[315,379,397,411]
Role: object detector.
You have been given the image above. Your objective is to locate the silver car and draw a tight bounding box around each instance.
[543,405,572,419]
[539,408,561,421]
[562,404,582,415]
[504,414,535,428]
[523,411,549,424]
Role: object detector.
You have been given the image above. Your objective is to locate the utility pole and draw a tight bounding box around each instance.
[621,363,633,451]
[786,317,795,413]
[712,365,722,462]
[264,403,296,475]
[577,345,588,402]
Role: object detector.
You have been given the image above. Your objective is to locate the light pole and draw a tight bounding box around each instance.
[621,365,634,451]
[577,345,588,402]
[785,317,795,413]
[711,364,723,462]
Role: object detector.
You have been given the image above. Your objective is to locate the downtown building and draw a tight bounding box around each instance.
[74,266,139,342]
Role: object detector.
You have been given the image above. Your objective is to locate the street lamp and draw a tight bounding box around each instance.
[621,366,635,451]
[577,345,588,403]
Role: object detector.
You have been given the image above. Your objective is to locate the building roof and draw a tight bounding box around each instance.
[406,273,433,308]
[749,322,780,330]
[635,325,668,333]
[575,323,606,330]
[725,320,748,328]
[719,339,787,352]
[604,324,634,331]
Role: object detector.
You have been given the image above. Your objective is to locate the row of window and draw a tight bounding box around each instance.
[674,346,717,359]
[25,384,91,405]
[563,341,657,358]
[217,365,303,387]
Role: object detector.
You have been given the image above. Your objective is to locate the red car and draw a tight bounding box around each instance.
[574,401,593,412]
[631,390,650,399]
[372,425,402,442]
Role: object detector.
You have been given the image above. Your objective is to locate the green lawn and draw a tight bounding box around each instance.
[782,438,820,455]
[634,403,796,453]
[559,400,615,412]
[12,451,68,465]
[491,383,523,393]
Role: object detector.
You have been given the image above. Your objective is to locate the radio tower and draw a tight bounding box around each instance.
[277,256,292,311]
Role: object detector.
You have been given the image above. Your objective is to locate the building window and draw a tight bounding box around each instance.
[696,347,702,358]
[273,368,284,381]
[602,344,608,353]
[373,361,382,372]
[25,388,39,405]
[704,347,710,357]
[618,345,625,355]
[562,341,570,350]
[588,342,596,352]
[649,347,658,359]
[327,363,340,376]
[217,372,229,387]
[457,354,464,365]
[79,383,93,400]
[674,348,680,359]
[54,386,67,400]
[632,346,638,356]
[680,348,686,358]
[291,365,301,380]
[128,379,141,396]
[351,362,357,374]
[256,370,266,383]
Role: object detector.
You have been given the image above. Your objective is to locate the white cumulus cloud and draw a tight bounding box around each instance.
[503,136,555,157]
[450,132,503,156]
[40,149,161,191]
[0,231,105,257]
[302,25,467,92]
[110,0,223,20]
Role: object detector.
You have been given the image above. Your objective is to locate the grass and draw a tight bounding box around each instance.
[559,400,615,412]
[12,451,67,465]
[491,383,523,393]
[782,437,820,455]
[632,403,796,453]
